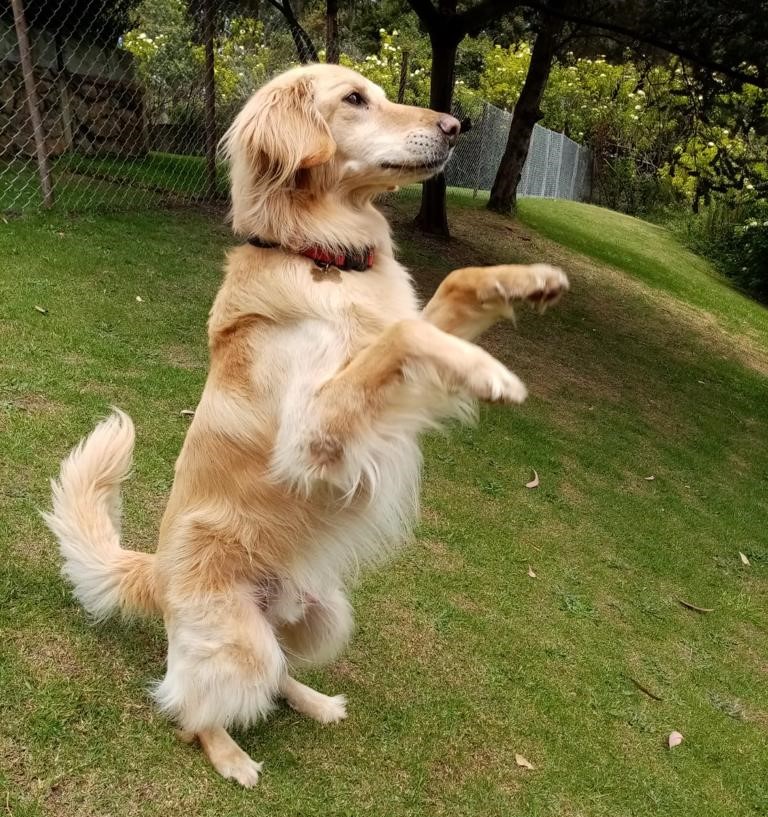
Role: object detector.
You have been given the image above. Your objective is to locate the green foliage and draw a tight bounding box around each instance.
[122,0,293,129]
[729,205,768,300]
[673,198,768,302]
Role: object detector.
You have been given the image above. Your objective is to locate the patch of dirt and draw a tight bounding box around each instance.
[389,199,768,377]
[1,392,61,416]
[418,538,466,573]
[161,343,207,371]
[449,592,482,614]
[385,201,768,442]
[11,629,85,682]
[426,739,523,808]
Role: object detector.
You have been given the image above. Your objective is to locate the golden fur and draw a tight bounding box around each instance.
[45,64,568,786]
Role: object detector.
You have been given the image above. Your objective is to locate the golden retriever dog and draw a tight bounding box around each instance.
[44,64,569,786]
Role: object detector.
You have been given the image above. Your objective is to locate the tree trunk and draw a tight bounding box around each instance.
[268,0,318,63]
[487,15,562,215]
[283,2,318,63]
[325,0,339,63]
[11,0,54,207]
[201,0,218,200]
[415,35,458,237]
[54,32,73,152]
[397,49,409,103]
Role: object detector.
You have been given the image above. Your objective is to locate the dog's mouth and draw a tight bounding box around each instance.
[380,158,447,172]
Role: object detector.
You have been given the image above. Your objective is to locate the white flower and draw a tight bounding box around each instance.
[637,89,645,96]
[631,114,639,120]
[707,141,715,147]
[634,104,642,110]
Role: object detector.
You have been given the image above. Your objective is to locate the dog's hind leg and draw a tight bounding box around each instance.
[275,587,352,724]
[277,586,354,668]
[280,675,347,724]
[154,589,285,787]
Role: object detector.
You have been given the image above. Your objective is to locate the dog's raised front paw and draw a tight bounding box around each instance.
[477,263,569,314]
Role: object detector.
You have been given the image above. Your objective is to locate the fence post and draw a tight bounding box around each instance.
[11,0,54,208]
[472,102,488,198]
[553,132,564,198]
[539,128,551,197]
[201,0,217,200]
[397,50,409,103]
[568,140,579,200]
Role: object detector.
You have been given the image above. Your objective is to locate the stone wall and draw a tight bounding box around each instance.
[0,21,147,158]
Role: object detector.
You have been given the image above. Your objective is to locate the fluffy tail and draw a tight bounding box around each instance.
[43,410,160,621]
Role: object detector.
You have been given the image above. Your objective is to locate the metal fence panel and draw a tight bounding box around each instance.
[443,104,590,202]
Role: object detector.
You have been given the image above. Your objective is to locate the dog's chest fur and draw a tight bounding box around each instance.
[165,250,431,590]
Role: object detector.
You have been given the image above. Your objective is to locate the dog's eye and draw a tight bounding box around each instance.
[343,92,366,106]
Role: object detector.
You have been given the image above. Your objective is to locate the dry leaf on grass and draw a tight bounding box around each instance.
[677,598,714,613]
[525,470,539,489]
[34,305,48,315]
[527,566,537,578]
[515,754,535,770]
[644,475,655,481]
[740,552,751,566]
[136,295,144,303]
[668,731,683,748]
[180,409,195,418]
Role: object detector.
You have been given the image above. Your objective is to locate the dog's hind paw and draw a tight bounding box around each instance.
[312,693,348,724]
[219,754,264,788]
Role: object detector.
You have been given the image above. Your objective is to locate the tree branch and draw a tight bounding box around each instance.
[406,0,441,28]
[522,0,766,87]
[458,0,521,36]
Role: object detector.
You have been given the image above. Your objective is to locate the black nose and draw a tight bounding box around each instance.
[437,114,461,146]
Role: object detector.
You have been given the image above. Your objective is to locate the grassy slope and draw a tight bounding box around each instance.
[1,198,766,817]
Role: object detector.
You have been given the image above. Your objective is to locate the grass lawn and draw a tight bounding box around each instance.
[1,197,766,816]
[0,153,227,214]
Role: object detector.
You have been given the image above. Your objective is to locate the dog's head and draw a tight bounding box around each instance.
[223,64,461,237]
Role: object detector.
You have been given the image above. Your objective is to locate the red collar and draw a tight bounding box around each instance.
[247,237,375,272]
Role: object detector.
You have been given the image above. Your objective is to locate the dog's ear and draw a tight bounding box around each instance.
[225,76,336,184]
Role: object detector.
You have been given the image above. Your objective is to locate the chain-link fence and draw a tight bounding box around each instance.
[441,98,591,200]
[1,0,590,215]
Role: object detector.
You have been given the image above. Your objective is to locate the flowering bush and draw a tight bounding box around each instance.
[340,30,432,106]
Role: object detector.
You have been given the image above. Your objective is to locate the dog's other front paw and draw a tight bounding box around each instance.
[464,352,528,405]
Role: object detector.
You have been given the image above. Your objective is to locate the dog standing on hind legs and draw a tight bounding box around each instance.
[44,63,569,787]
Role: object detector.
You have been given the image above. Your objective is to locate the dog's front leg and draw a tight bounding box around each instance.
[422,263,569,341]
[270,319,526,493]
